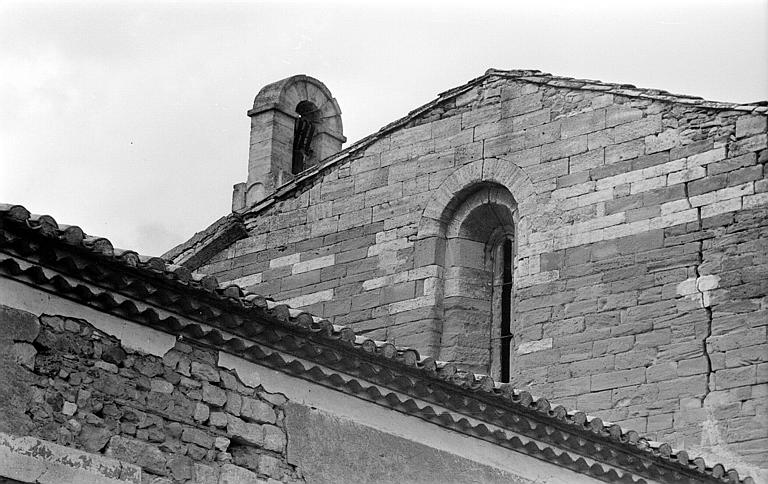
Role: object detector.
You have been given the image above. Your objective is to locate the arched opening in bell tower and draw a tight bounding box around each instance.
[292,100,321,174]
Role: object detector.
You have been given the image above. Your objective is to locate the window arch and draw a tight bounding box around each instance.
[416,157,536,382]
[440,182,517,380]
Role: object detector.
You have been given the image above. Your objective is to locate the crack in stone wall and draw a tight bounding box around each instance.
[685,180,715,402]
[694,241,715,402]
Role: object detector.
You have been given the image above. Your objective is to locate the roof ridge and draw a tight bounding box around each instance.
[485,68,767,109]
[0,202,755,484]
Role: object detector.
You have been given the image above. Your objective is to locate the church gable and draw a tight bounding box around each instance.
[179,70,768,479]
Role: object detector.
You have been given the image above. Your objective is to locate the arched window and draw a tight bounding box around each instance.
[292,101,320,174]
[440,183,517,380]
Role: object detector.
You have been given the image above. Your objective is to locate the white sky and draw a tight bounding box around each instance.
[1,0,766,256]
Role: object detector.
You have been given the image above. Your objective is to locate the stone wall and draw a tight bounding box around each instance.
[196,75,767,478]
[0,304,300,484]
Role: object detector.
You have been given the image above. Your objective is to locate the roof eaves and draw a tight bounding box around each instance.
[161,213,247,270]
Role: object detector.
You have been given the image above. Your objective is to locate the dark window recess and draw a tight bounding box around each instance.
[292,116,315,174]
[500,238,514,383]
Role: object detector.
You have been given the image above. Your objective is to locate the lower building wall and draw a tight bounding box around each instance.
[0,277,600,484]
[0,286,301,483]
[283,404,527,484]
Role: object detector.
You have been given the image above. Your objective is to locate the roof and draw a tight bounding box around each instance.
[162,212,246,267]
[0,203,754,484]
[165,68,768,267]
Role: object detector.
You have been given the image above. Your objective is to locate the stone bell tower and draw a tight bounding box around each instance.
[232,75,346,211]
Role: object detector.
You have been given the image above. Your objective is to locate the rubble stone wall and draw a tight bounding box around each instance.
[0,303,301,484]
[197,76,767,478]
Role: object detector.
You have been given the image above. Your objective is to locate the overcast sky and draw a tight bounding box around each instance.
[1,0,766,257]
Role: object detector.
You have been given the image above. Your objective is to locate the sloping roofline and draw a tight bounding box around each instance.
[162,213,245,267]
[163,68,767,266]
[247,68,767,217]
[0,203,755,484]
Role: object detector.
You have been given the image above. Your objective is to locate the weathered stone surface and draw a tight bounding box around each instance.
[259,454,281,479]
[231,445,261,471]
[241,397,276,424]
[77,424,113,453]
[61,401,77,416]
[218,464,260,484]
[168,455,194,481]
[225,391,242,416]
[193,402,210,423]
[0,305,41,343]
[194,463,219,483]
[95,360,119,374]
[591,368,646,392]
[227,415,263,446]
[202,382,227,406]
[0,308,302,482]
[260,392,288,407]
[165,422,183,440]
[0,431,141,484]
[181,426,215,449]
[284,403,534,483]
[735,115,767,138]
[191,361,221,383]
[12,342,36,371]
[151,378,174,394]
[209,411,228,428]
[107,435,167,475]
[102,346,127,365]
[263,424,286,452]
[214,436,230,452]
[134,358,164,378]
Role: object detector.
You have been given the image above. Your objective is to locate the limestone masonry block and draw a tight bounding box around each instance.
[227,414,264,447]
[202,382,227,406]
[735,115,767,139]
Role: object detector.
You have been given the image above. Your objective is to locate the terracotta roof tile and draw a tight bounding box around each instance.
[0,203,756,484]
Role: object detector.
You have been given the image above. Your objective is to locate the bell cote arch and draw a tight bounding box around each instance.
[233,75,346,211]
